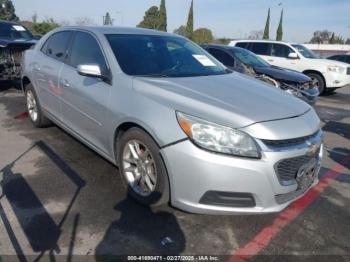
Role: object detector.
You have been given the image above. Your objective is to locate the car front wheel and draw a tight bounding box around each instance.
[117,128,170,207]
[307,73,326,94]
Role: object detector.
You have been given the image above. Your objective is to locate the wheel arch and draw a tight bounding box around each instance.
[302,70,326,84]
[21,75,32,93]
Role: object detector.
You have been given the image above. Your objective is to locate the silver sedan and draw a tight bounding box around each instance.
[21,26,323,214]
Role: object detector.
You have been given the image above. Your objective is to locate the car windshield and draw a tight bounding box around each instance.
[106,34,229,77]
[292,44,318,59]
[230,48,270,68]
[0,23,33,41]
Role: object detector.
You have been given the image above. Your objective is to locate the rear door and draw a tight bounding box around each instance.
[248,42,272,64]
[59,31,111,153]
[33,31,72,120]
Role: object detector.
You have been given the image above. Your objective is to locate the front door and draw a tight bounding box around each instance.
[59,31,111,153]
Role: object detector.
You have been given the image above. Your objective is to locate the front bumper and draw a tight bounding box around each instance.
[161,132,323,215]
[324,71,350,89]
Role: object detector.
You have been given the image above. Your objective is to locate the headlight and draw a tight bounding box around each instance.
[327,65,345,74]
[176,112,261,158]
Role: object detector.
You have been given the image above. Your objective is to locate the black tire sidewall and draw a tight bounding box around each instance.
[308,73,325,94]
[117,128,170,207]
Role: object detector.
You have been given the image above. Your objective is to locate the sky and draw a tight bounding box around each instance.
[12,0,350,43]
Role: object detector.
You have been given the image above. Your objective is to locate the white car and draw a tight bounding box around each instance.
[229,40,350,94]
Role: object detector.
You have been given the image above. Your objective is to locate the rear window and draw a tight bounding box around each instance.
[0,23,33,41]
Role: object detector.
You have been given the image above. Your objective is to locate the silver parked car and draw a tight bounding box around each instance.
[21,27,323,214]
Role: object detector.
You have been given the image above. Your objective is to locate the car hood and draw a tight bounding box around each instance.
[132,72,311,129]
[254,66,311,83]
[0,38,37,48]
[309,58,350,68]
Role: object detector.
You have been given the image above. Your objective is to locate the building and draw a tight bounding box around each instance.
[303,44,350,58]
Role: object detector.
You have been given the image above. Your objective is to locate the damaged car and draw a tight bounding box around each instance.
[202,44,319,105]
[0,20,37,82]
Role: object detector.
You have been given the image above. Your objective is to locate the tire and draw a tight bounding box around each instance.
[306,73,326,95]
[117,127,170,207]
[25,83,51,127]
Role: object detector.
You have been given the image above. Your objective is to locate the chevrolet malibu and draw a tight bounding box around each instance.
[21,27,323,214]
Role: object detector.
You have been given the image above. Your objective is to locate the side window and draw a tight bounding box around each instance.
[345,57,350,63]
[69,32,108,73]
[42,31,72,61]
[209,48,235,67]
[250,43,271,56]
[271,44,294,58]
[236,42,248,49]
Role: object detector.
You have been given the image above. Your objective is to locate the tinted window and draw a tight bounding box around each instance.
[208,48,235,67]
[230,48,270,68]
[236,42,249,49]
[0,23,33,40]
[250,43,271,55]
[69,32,108,73]
[106,34,228,77]
[345,56,350,63]
[43,31,71,61]
[271,44,294,58]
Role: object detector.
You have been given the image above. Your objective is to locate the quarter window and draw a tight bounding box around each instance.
[41,31,72,61]
[69,32,108,73]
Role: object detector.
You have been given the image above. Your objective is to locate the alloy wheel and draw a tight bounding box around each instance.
[26,90,38,122]
[122,140,157,196]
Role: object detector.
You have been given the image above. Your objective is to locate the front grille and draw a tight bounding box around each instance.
[262,131,319,148]
[275,155,314,183]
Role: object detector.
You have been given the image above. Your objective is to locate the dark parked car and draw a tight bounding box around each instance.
[0,20,37,82]
[202,44,319,104]
[328,54,350,64]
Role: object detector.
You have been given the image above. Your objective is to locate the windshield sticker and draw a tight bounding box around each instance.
[12,25,26,31]
[193,55,216,66]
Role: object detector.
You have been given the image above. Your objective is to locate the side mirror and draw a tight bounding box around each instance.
[77,64,102,78]
[288,52,299,59]
[77,64,112,84]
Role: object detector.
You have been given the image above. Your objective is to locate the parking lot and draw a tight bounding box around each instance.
[0,84,349,260]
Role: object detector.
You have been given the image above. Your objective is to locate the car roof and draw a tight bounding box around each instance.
[201,44,246,52]
[56,26,177,37]
[230,39,299,45]
[0,19,20,26]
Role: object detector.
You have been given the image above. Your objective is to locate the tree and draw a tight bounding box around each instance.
[248,30,263,40]
[0,0,19,21]
[346,38,350,45]
[32,18,60,35]
[329,32,335,44]
[158,0,167,31]
[137,6,159,29]
[173,25,187,36]
[104,12,113,25]
[276,9,283,41]
[193,28,214,44]
[186,0,194,40]
[75,17,95,26]
[263,8,270,40]
[213,38,232,45]
[310,30,332,44]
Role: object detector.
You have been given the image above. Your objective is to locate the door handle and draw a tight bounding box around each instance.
[61,79,70,88]
[268,59,274,62]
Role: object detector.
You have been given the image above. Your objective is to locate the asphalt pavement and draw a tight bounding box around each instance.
[0,83,349,261]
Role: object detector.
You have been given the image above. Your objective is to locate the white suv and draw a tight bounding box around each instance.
[229,40,350,94]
